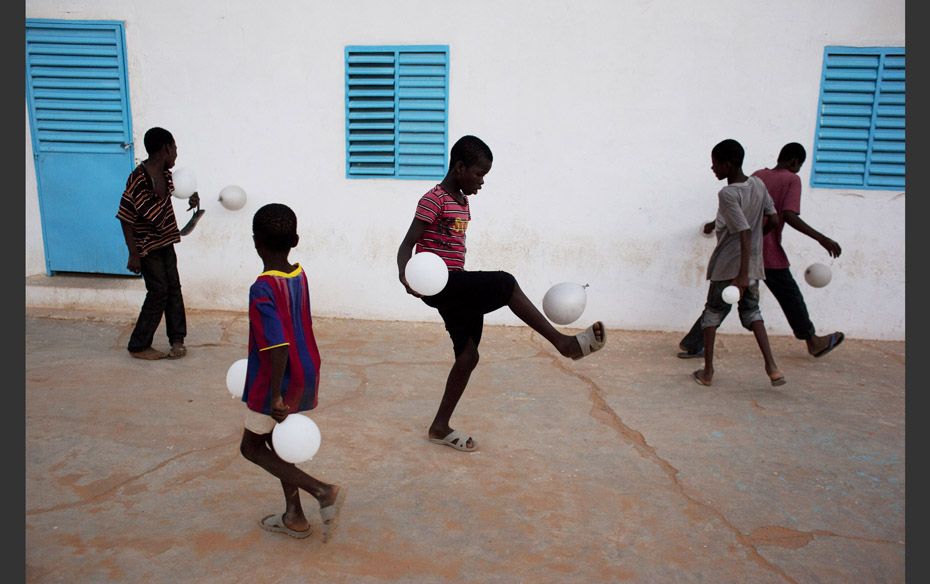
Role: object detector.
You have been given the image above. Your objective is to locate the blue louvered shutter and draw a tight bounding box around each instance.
[346,45,448,179]
[812,47,905,190]
[25,21,133,154]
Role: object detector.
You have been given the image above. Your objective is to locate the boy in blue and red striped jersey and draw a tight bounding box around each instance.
[397,135,607,453]
[239,203,344,542]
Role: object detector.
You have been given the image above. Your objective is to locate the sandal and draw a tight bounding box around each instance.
[259,513,312,539]
[167,343,187,359]
[572,322,607,360]
[428,429,477,452]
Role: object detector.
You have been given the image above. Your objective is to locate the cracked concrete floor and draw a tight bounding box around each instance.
[25,307,904,583]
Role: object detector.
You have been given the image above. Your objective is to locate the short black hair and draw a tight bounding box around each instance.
[143,127,174,155]
[777,142,807,164]
[253,203,298,252]
[711,139,745,167]
[450,135,492,167]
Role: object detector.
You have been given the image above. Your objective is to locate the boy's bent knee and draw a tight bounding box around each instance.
[455,346,480,370]
[239,430,268,461]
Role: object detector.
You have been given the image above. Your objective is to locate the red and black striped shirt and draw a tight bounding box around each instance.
[414,184,470,271]
[115,164,180,257]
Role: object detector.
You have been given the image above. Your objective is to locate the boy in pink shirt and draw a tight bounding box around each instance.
[679,142,844,359]
[396,135,607,452]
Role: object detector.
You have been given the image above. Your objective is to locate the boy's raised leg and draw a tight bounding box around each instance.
[507,282,603,359]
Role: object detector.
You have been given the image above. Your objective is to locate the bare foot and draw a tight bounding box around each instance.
[692,369,713,386]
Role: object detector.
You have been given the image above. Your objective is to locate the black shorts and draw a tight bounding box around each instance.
[422,270,516,356]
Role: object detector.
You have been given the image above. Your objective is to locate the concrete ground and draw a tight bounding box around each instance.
[25,307,904,583]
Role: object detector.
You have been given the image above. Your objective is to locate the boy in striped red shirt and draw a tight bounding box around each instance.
[238,203,344,541]
[397,135,607,453]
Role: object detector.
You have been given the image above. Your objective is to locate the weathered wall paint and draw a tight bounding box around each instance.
[25,0,906,340]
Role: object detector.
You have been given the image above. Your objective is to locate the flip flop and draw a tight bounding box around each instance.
[259,513,312,539]
[692,369,712,386]
[428,429,477,452]
[320,486,347,543]
[573,322,607,360]
[770,375,787,387]
[812,332,845,358]
[677,349,704,359]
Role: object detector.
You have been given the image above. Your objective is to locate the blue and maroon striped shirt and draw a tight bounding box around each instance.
[242,264,321,415]
[414,184,470,271]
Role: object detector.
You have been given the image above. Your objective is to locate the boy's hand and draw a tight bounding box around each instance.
[732,274,750,292]
[126,253,141,274]
[399,274,423,298]
[187,192,200,211]
[703,221,715,235]
[819,237,842,258]
[270,396,290,422]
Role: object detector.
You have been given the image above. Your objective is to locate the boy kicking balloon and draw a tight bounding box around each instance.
[396,135,607,453]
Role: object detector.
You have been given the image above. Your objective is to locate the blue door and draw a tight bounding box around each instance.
[26,19,136,275]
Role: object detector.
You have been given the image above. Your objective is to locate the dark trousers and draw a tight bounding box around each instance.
[127,245,187,352]
[680,268,816,353]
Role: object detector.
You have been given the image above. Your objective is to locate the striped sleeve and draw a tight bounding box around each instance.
[249,281,287,351]
[115,171,144,224]
[415,189,443,224]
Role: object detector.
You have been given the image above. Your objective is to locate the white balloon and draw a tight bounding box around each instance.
[218,185,248,211]
[225,358,248,398]
[405,252,449,296]
[171,167,197,199]
[721,285,740,304]
[804,263,832,288]
[542,282,588,325]
[272,414,322,463]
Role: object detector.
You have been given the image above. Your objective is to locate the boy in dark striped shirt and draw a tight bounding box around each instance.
[116,127,199,360]
[397,135,607,453]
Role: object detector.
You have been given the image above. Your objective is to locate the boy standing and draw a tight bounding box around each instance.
[396,135,606,453]
[678,142,844,359]
[116,127,199,360]
[691,139,785,387]
[238,203,344,541]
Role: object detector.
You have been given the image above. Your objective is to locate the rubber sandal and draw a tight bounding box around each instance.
[573,322,607,360]
[259,513,312,539]
[428,429,477,452]
[812,332,845,358]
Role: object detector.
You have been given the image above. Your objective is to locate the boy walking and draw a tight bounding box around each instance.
[396,135,606,453]
[679,142,844,359]
[691,139,785,387]
[116,127,199,360]
[238,203,344,541]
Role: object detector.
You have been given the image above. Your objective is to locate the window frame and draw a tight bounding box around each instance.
[810,45,905,190]
[344,44,450,180]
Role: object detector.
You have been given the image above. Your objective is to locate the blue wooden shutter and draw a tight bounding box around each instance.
[346,45,448,179]
[812,47,905,189]
[25,21,133,154]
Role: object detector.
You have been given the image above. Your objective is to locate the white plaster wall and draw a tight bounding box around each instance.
[25,0,906,340]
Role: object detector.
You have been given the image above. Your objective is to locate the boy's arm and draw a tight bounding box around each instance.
[783,211,842,258]
[265,345,291,422]
[762,212,778,235]
[119,221,141,274]
[733,229,751,290]
[397,218,429,297]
